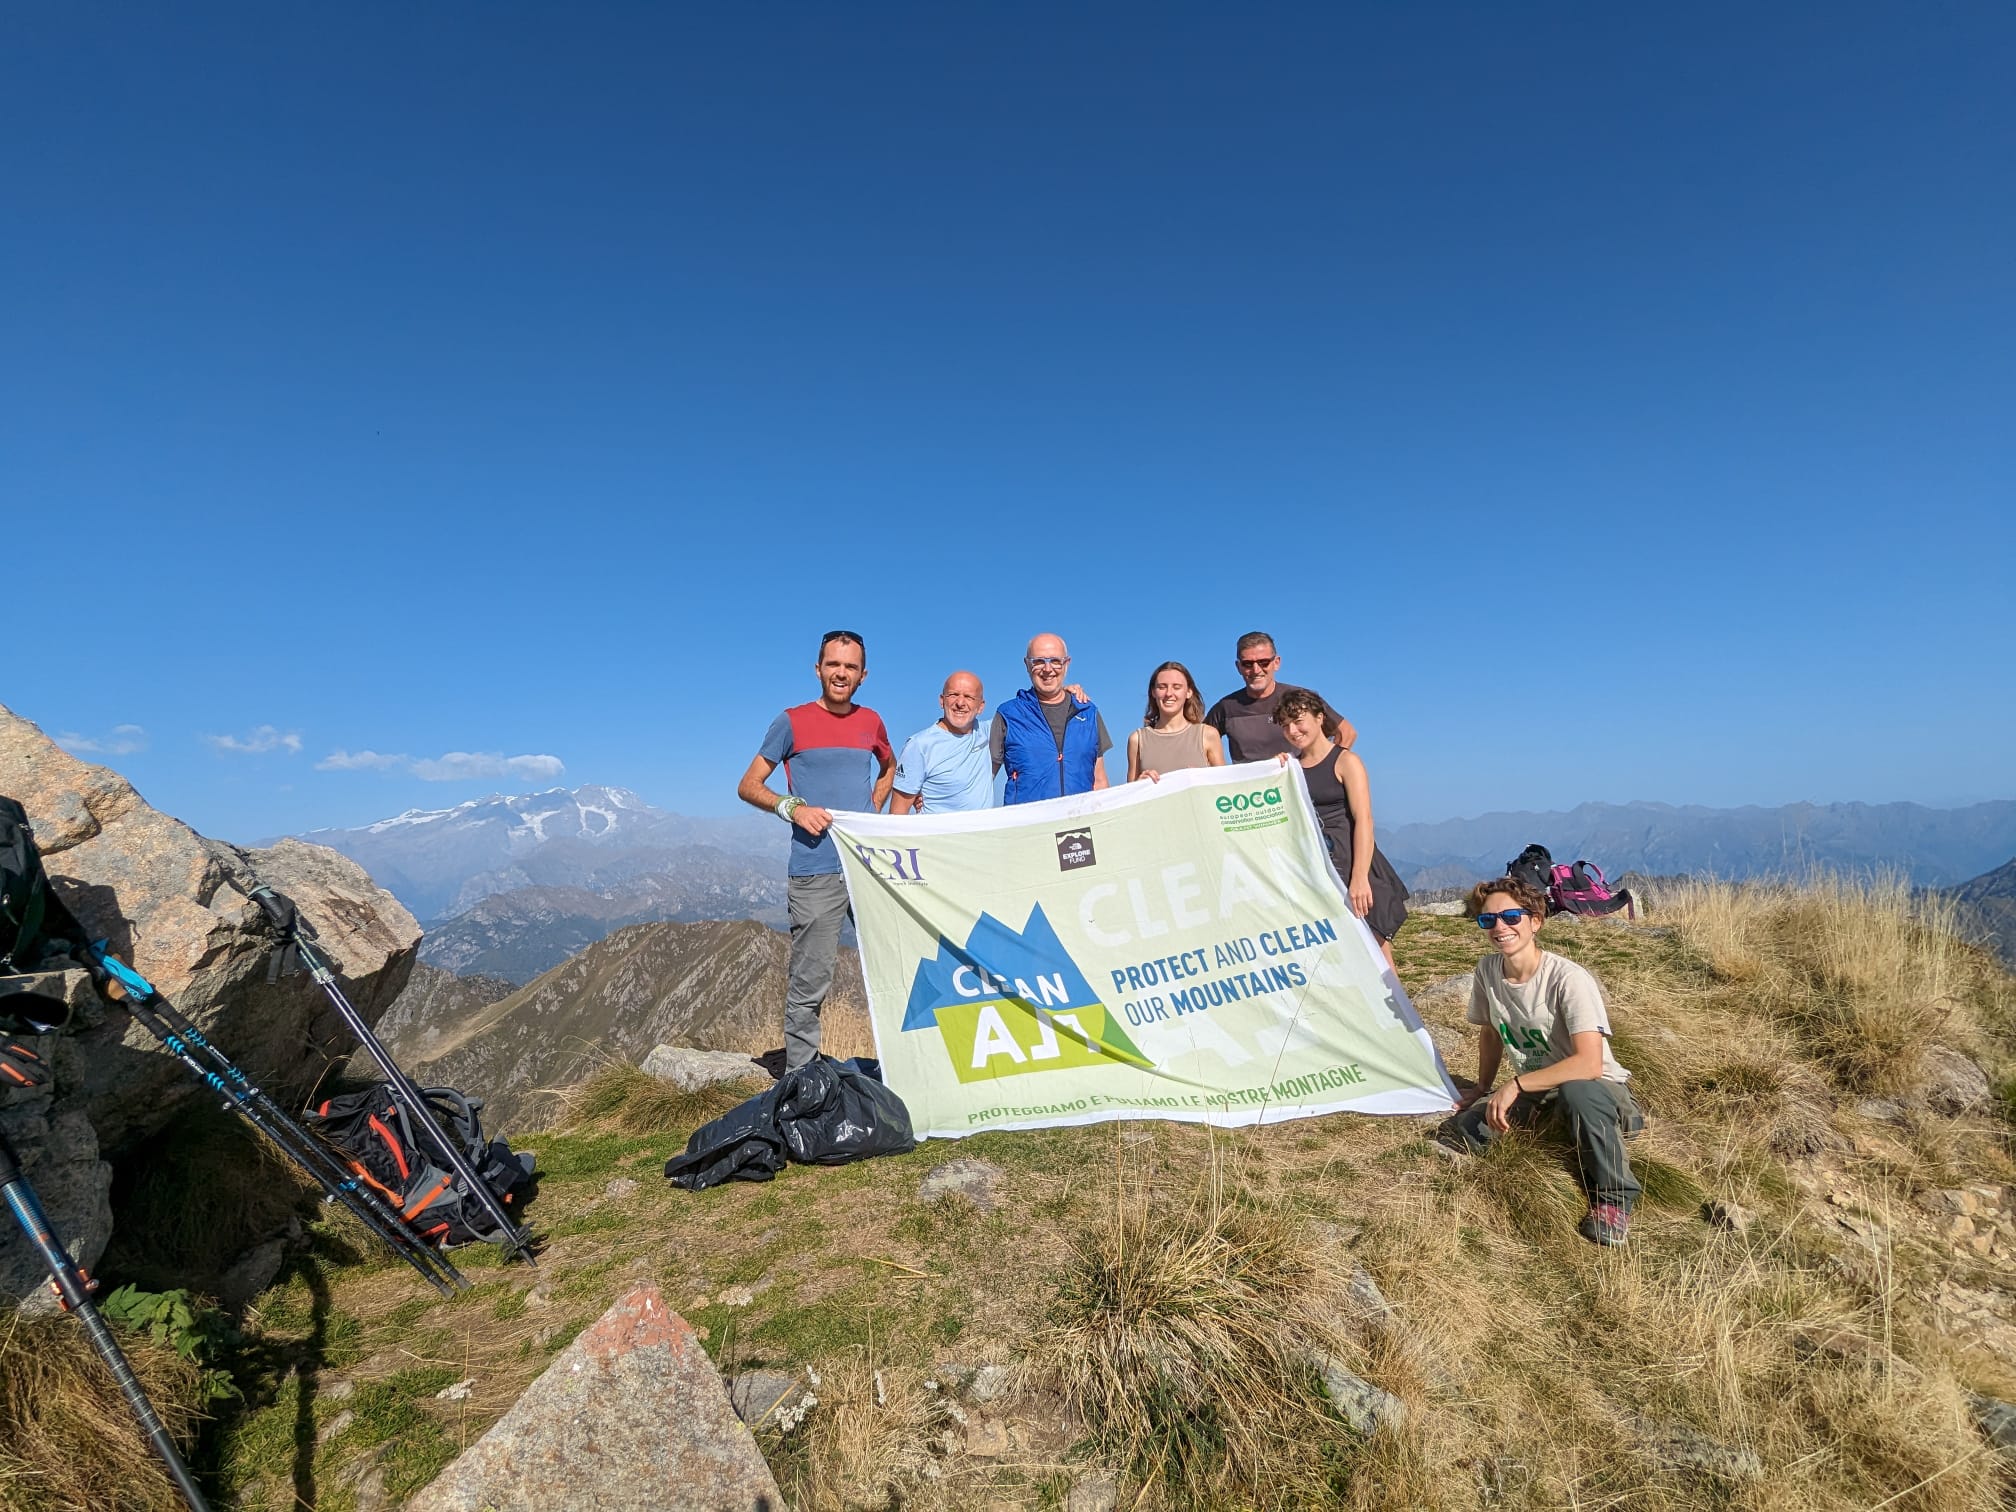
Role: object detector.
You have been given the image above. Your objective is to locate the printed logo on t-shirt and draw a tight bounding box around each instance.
[1055,828,1096,871]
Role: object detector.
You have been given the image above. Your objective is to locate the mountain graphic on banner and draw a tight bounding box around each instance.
[901,904,1103,1032]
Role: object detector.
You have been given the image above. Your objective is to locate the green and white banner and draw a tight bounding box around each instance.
[831,760,1455,1140]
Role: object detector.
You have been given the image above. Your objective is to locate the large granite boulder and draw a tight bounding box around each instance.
[1,702,418,1303]
[407,1283,784,1511]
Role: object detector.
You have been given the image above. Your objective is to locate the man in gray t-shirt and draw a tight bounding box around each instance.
[1204,631,1355,762]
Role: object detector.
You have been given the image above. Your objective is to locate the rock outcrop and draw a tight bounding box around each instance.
[408,1283,784,1511]
[1,703,417,1302]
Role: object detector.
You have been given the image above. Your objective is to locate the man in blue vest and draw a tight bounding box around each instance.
[990,633,1111,805]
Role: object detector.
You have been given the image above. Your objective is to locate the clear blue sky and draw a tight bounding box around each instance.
[7,5,2012,843]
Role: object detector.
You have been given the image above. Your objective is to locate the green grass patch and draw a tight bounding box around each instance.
[533,1131,661,1180]
[1632,1154,1707,1212]
[542,1207,632,1240]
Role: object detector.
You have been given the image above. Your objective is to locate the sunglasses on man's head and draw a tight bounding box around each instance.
[1475,909,1530,929]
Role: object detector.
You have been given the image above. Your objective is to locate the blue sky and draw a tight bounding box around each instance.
[6,5,2011,843]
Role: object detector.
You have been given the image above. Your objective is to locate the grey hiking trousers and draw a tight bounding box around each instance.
[1447,1077,1645,1210]
[785,873,851,1070]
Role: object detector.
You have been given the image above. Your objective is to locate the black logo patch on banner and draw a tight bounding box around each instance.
[1055,828,1096,871]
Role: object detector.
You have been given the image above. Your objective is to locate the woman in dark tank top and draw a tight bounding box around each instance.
[1271,688,1409,969]
[1127,661,1226,781]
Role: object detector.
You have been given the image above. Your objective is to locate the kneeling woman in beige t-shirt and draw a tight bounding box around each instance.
[1442,877,1645,1247]
[1128,661,1226,781]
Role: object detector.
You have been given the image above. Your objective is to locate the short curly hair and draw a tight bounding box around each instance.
[1465,876,1547,920]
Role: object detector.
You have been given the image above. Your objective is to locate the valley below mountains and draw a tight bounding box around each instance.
[373,920,874,1134]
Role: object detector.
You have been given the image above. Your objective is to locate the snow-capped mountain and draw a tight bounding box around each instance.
[304,784,778,923]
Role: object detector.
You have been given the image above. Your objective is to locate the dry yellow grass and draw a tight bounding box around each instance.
[30,873,2009,1510]
[0,1306,207,1512]
[548,1059,769,1136]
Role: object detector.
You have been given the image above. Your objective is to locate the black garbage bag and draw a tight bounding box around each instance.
[776,1056,916,1166]
[664,1082,788,1191]
[664,1055,914,1192]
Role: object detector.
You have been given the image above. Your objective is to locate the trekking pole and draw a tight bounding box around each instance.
[1,1131,213,1512]
[243,885,537,1267]
[88,950,469,1297]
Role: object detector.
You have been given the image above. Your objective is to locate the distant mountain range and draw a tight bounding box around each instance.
[1382,799,2016,890]
[372,922,875,1134]
[305,785,777,918]
[305,787,2016,986]
[303,786,788,981]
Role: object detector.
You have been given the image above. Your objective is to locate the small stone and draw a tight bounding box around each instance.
[322,1376,355,1403]
[965,1417,1011,1457]
[317,1409,355,1444]
[218,1238,289,1310]
[1345,1267,1394,1325]
[1827,1190,1857,1209]
[1970,1393,2016,1452]
[523,1286,550,1310]
[713,1278,770,1308]
[1703,1200,1757,1235]
[1919,1045,1993,1116]
[1945,1214,1978,1243]
[638,1044,765,1092]
[1118,1128,1153,1145]
[967,1363,1013,1403]
[1636,1418,1764,1482]
[1854,1098,1909,1125]
[1306,1352,1406,1436]
[918,1158,1005,1212]
[1917,1188,1976,1217]
[729,1370,812,1429]
[1426,1138,1469,1164]
[435,1378,475,1402]
[603,1178,638,1200]
[1066,1470,1119,1512]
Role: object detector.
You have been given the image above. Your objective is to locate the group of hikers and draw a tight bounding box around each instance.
[736,628,1645,1248]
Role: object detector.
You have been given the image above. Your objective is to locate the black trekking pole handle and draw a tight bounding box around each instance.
[244,888,536,1266]
[0,1137,213,1512]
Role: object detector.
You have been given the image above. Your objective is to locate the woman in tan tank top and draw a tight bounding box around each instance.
[1128,661,1227,780]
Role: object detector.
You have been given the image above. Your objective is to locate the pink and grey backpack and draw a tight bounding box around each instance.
[1548,860,1636,919]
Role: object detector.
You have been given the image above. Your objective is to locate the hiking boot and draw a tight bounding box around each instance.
[1579,1202,1631,1247]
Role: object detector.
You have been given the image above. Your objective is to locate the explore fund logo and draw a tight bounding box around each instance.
[900,904,1147,1082]
[1055,828,1096,871]
[1215,782,1290,833]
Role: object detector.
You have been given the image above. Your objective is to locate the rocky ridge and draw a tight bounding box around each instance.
[0,702,417,1303]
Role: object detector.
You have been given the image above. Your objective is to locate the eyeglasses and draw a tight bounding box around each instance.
[1474,909,1530,929]
[1027,656,1068,668]
[1236,656,1278,672]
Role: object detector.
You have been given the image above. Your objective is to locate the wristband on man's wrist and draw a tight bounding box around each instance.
[1512,1075,1526,1095]
[776,796,804,823]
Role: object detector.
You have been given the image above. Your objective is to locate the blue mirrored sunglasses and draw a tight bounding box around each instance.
[1475,909,1530,929]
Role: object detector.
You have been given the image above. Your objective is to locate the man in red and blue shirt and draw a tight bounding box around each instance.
[736,631,895,1068]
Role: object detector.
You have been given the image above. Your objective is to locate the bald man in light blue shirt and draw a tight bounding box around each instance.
[891,671,995,814]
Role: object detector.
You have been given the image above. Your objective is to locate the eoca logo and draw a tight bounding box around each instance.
[1215,786,1283,814]
[1055,828,1096,871]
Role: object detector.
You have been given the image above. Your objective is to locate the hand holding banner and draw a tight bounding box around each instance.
[832,761,1455,1140]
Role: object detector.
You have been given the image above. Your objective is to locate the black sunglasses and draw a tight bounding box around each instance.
[1474,909,1531,929]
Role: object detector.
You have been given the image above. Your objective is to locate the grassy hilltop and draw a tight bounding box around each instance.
[7,878,2016,1511]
